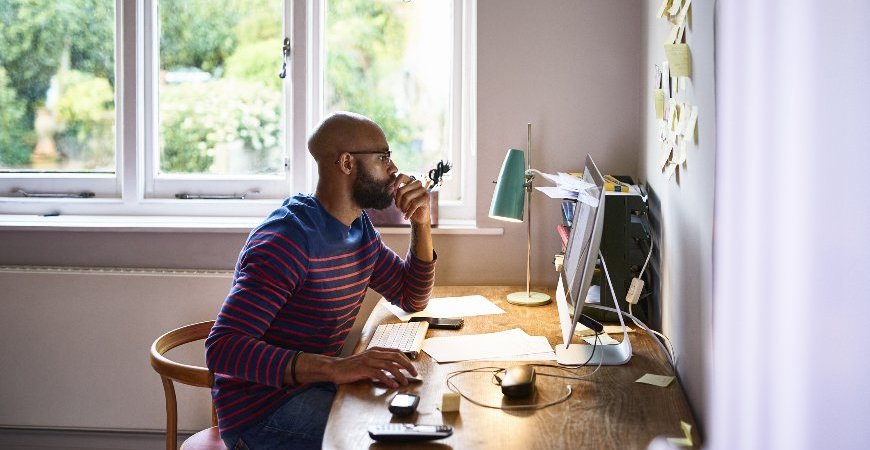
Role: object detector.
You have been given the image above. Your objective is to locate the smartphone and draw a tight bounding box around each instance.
[410,317,464,330]
[388,392,420,416]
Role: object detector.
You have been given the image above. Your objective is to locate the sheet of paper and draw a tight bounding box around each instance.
[535,172,595,192]
[380,295,505,321]
[667,421,693,447]
[535,186,578,200]
[675,22,685,44]
[636,373,676,387]
[422,328,555,363]
[654,89,665,119]
[581,333,620,346]
[664,44,691,77]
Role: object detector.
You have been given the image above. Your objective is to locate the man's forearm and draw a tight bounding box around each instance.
[410,221,434,262]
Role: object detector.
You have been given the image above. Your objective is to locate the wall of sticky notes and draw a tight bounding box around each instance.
[654,0,697,180]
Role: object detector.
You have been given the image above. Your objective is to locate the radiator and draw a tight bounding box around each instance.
[0,266,233,432]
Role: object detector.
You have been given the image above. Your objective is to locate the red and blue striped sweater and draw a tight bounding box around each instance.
[205,194,435,435]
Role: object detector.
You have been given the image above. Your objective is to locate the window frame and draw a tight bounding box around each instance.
[0,0,476,222]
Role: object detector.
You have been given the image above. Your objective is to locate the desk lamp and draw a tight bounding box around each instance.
[489,123,551,306]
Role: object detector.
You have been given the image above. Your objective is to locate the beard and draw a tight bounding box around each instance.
[352,161,394,210]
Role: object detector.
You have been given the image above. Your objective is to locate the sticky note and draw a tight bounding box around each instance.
[667,420,693,447]
[659,143,672,170]
[676,0,693,26]
[636,373,676,387]
[676,139,688,165]
[656,0,671,18]
[664,44,691,77]
[685,105,699,141]
[664,24,680,46]
[668,0,682,17]
[664,162,677,180]
[654,89,665,119]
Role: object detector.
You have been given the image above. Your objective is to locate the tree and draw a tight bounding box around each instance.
[0,66,34,167]
[325,0,417,159]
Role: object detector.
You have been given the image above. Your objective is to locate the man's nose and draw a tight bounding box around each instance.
[388,160,398,175]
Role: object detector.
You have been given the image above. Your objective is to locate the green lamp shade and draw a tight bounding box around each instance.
[489,148,526,223]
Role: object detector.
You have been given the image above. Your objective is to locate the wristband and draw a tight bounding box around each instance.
[290,351,303,385]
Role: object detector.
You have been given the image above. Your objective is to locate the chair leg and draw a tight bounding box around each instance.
[160,376,178,450]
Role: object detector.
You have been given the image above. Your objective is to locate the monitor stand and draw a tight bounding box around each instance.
[554,252,632,366]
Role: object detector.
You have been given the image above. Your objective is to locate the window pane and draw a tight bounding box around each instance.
[0,0,116,173]
[324,0,453,177]
[158,0,284,176]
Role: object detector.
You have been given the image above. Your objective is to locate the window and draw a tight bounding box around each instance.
[0,0,475,221]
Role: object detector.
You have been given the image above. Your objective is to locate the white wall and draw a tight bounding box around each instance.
[641,0,716,436]
[712,1,870,449]
[0,0,645,432]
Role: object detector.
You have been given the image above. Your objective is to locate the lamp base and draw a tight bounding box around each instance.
[507,291,551,306]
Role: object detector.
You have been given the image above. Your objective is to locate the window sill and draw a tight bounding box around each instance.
[0,215,503,235]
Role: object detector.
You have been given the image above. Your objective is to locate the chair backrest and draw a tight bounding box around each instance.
[150,321,219,450]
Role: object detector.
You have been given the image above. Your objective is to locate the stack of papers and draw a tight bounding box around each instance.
[380,295,505,321]
[533,172,599,207]
[422,328,556,363]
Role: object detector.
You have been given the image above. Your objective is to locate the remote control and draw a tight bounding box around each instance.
[368,423,453,442]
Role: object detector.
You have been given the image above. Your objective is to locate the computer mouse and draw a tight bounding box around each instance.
[500,364,536,397]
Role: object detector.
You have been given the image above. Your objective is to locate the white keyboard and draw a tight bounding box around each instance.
[367,321,430,359]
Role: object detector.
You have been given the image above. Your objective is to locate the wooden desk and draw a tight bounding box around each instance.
[323,286,699,449]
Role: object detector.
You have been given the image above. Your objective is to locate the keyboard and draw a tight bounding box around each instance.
[367,321,430,359]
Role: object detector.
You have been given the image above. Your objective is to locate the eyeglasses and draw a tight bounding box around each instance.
[335,150,392,165]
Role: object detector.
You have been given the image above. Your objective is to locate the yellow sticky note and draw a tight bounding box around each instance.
[664,44,691,77]
[656,0,671,18]
[654,89,664,119]
[667,420,694,447]
[636,373,675,387]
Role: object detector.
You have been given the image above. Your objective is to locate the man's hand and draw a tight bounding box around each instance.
[291,348,418,389]
[394,173,431,225]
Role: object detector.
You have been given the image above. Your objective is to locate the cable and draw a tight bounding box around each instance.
[446,367,573,411]
[444,335,604,412]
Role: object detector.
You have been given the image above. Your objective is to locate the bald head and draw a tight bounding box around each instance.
[308,112,385,164]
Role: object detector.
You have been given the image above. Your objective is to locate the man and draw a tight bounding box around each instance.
[205,112,436,450]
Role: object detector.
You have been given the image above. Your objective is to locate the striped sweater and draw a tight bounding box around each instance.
[205,194,435,435]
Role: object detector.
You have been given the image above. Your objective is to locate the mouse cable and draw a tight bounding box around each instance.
[533,334,605,379]
[445,367,573,411]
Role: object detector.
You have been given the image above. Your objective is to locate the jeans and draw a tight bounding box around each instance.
[222,383,337,450]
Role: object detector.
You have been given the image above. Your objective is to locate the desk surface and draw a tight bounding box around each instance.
[323,286,698,450]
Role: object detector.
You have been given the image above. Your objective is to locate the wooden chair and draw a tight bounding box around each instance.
[150,321,228,450]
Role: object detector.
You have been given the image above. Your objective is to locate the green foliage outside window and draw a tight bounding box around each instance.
[325,0,420,167]
[0,67,34,167]
[1,0,419,174]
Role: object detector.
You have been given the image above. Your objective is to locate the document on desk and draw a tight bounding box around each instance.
[379,295,505,321]
[423,328,556,363]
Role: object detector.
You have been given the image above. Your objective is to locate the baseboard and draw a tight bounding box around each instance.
[0,428,193,450]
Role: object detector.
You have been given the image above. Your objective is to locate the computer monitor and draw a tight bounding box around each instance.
[554,154,632,365]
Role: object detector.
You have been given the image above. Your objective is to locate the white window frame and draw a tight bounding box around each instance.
[0,0,476,222]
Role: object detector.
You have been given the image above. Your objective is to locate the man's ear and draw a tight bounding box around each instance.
[336,153,354,175]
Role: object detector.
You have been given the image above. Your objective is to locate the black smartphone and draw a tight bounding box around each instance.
[410,317,464,330]
[388,392,420,416]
